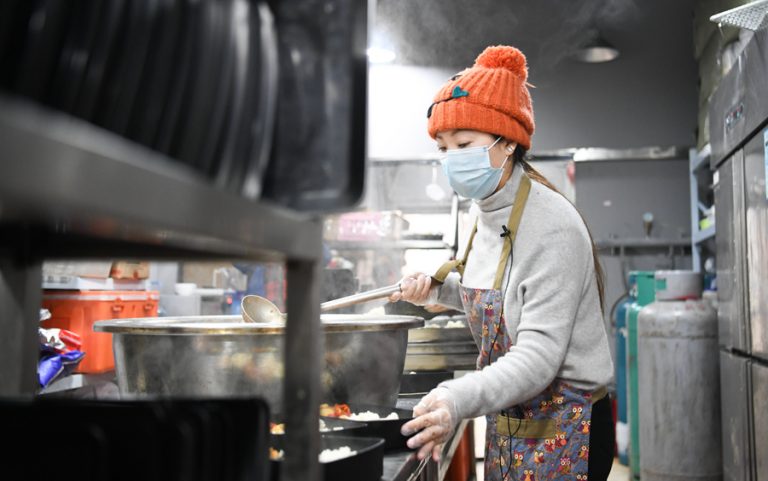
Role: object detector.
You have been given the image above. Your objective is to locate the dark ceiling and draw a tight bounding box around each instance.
[373,0,693,72]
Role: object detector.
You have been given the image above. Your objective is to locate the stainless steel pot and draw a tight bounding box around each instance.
[404,315,478,371]
[94,315,424,411]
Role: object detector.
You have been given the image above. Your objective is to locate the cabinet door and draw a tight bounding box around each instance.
[716,151,749,351]
[720,351,753,481]
[752,362,768,481]
[743,131,768,361]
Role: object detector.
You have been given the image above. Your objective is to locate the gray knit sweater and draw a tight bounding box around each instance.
[428,164,614,420]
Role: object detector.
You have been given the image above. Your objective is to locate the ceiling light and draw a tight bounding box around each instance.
[367,47,396,64]
[573,34,620,63]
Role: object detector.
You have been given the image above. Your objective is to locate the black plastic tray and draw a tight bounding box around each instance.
[94,0,156,135]
[335,404,416,452]
[14,0,72,100]
[270,434,385,481]
[261,0,368,211]
[124,0,183,147]
[47,0,103,113]
[0,397,270,481]
[71,0,126,121]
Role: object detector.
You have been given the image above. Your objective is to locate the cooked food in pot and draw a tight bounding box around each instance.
[319,402,352,417]
[319,419,344,432]
[270,419,345,435]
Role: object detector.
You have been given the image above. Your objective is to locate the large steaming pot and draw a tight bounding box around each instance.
[94,315,424,410]
[405,315,478,371]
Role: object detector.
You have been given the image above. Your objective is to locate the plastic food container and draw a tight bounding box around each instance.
[41,290,159,373]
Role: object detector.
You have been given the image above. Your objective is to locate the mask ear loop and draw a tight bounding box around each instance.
[497,154,511,171]
[491,137,513,171]
[488,136,503,150]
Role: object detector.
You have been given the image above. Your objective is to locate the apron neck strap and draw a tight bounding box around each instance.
[432,173,532,288]
[493,174,531,289]
[432,223,478,283]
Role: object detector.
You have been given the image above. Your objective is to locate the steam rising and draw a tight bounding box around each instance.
[374,0,641,71]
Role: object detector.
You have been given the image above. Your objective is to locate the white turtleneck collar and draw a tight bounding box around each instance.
[475,162,525,213]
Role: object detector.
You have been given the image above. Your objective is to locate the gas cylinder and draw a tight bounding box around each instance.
[626,271,655,481]
[614,272,636,466]
[638,270,720,481]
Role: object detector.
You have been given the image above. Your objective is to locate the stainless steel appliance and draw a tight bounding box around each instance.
[710,27,768,481]
[404,315,477,372]
[94,314,424,412]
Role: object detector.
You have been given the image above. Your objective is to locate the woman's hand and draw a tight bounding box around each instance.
[400,387,459,461]
[388,273,432,304]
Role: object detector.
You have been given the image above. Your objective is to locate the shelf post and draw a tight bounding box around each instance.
[282,223,323,481]
[0,251,41,396]
[689,148,702,272]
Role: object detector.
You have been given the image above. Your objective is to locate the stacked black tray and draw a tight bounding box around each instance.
[0,0,368,211]
[2,397,270,481]
[0,0,275,196]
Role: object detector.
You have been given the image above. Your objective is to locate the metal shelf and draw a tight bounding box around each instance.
[0,95,321,262]
[690,144,712,173]
[690,146,716,272]
[0,93,324,481]
[693,225,717,244]
[596,238,692,249]
[327,239,452,250]
[38,372,117,395]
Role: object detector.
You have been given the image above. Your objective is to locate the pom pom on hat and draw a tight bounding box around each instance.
[474,45,527,80]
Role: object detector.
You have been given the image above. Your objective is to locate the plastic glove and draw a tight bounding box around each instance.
[400,387,459,461]
[38,350,85,388]
[388,273,432,305]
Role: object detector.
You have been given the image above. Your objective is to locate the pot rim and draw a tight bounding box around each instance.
[93,314,424,335]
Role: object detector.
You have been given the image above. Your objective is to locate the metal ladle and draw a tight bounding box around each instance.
[241,283,403,323]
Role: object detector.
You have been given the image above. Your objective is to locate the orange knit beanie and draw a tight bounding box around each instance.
[427,45,535,151]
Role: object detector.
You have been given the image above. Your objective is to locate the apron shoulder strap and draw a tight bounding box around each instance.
[432,222,478,283]
[432,173,532,288]
[492,174,532,290]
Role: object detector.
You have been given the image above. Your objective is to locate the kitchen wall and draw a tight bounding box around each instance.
[574,158,692,363]
[575,159,691,240]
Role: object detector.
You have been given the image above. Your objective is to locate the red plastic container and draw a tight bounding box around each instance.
[42,290,159,373]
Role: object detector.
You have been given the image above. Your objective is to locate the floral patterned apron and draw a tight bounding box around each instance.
[433,173,605,481]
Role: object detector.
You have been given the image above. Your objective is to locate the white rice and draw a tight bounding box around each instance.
[319,446,357,463]
[319,419,344,432]
[342,410,399,421]
[445,320,466,328]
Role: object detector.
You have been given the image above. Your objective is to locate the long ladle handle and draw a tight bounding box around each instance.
[320,284,402,312]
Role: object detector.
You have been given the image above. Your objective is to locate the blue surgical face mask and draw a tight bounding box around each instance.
[440,137,509,199]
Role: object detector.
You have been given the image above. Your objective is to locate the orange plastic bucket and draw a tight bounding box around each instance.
[42,290,159,373]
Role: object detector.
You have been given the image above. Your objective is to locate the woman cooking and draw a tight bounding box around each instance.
[391,45,615,480]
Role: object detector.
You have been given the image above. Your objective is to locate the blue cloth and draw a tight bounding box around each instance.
[38,350,85,388]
